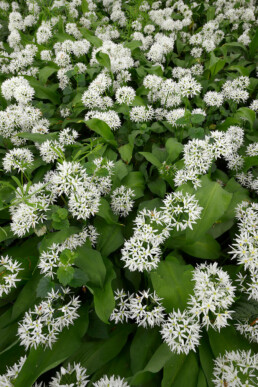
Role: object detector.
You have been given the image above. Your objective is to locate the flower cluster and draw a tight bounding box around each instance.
[188,262,236,331]
[0,356,27,386]
[38,226,98,279]
[49,363,89,387]
[212,350,258,387]
[110,289,165,328]
[111,185,135,217]
[18,287,80,350]
[93,375,129,387]
[0,255,23,297]
[174,126,245,189]
[230,201,258,301]
[3,148,34,173]
[121,191,202,272]
[160,309,201,355]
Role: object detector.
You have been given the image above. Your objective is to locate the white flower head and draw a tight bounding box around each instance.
[160,309,201,354]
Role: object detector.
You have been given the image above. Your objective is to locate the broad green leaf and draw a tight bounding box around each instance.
[206,6,215,21]
[148,178,166,198]
[36,277,55,298]
[69,324,133,374]
[118,143,133,163]
[234,107,255,128]
[208,325,256,358]
[130,343,173,384]
[130,327,161,374]
[57,266,74,286]
[249,28,258,58]
[199,332,215,387]
[151,260,194,311]
[124,40,142,50]
[189,127,205,139]
[96,51,111,70]
[243,156,258,172]
[11,272,41,322]
[168,352,199,387]
[97,197,118,225]
[228,65,250,76]
[0,226,13,243]
[75,246,106,288]
[139,152,162,168]
[79,27,102,47]
[85,118,117,147]
[186,176,232,240]
[90,258,116,323]
[13,309,89,387]
[24,77,60,105]
[39,227,80,254]
[167,234,221,260]
[81,0,89,12]
[209,53,226,77]
[112,160,128,181]
[38,66,58,84]
[191,114,205,124]
[122,171,145,199]
[165,138,183,162]
[95,218,124,257]
[197,369,208,387]
[138,198,163,211]
[162,352,199,387]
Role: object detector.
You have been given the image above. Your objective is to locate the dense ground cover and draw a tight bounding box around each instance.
[0,0,257,386]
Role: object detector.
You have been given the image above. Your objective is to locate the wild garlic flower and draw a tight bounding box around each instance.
[129,290,166,328]
[213,350,258,387]
[166,108,185,126]
[85,110,121,130]
[93,375,129,387]
[18,288,80,350]
[0,255,23,297]
[174,126,245,188]
[1,76,35,104]
[115,87,136,105]
[90,157,114,195]
[178,75,202,98]
[235,319,258,344]
[130,106,154,123]
[222,76,249,104]
[0,356,27,386]
[203,91,224,107]
[236,171,258,195]
[249,100,258,112]
[0,104,42,141]
[111,185,135,217]
[59,128,79,146]
[160,309,201,355]
[10,183,54,237]
[229,201,258,272]
[246,143,258,157]
[68,185,101,220]
[36,21,52,44]
[3,148,34,173]
[39,140,65,164]
[121,209,167,272]
[236,269,258,302]
[90,41,134,73]
[49,363,89,387]
[110,289,132,324]
[161,191,203,231]
[188,263,236,331]
[38,226,98,279]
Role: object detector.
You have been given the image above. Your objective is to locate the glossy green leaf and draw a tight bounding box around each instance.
[151,260,194,311]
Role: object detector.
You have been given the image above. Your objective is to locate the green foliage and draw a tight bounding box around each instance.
[0,0,257,385]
